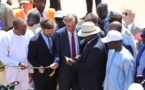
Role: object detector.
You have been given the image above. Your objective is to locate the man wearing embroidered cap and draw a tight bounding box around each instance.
[102,30,134,90]
[66,22,108,90]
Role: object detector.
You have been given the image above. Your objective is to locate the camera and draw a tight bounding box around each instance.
[0,81,19,90]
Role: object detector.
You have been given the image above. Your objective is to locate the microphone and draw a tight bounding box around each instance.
[6,81,19,89]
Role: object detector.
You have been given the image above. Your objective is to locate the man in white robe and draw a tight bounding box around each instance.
[101,30,134,90]
[0,18,34,90]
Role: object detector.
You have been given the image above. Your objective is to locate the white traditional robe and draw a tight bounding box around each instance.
[0,29,33,90]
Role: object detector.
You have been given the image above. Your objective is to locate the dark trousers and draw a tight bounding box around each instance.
[86,0,101,13]
[59,71,80,90]
[50,0,61,11]
[34,73,57,90]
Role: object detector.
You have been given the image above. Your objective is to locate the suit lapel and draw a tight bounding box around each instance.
[82,35,99,56]
[76,27,82,54]
[38,33,52,54]
[64,28,71,57]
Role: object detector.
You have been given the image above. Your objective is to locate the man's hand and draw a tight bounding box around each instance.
[65,56,73,66]
[19,62,27,70]
[39,66,44,73]
[74,55,81,61]
[49,63,59,69]
[29,73,33,83]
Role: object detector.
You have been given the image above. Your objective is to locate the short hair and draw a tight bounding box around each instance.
[64,13,78,24]
[13,18,25,28]
[27,12,40,23]
[84,13,98,24]
[97,2,108,10]
[125,6,136,15]
[34,0,46,4]
[40,18,54,29]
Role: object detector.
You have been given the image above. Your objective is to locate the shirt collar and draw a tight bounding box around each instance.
[35,7,47,15]
[87,35,98,44]
[67,29,77,36]
[35,7,47,12]
[126,22,134,30]
[103,12,110,21]
[41,31,48,39]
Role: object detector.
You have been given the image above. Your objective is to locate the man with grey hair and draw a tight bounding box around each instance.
[65,22,107,90]
[50,13,82,90]
[123,6,142,36]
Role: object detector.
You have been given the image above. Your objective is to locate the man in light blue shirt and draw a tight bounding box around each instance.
[97,2,110,35]
[101,30,134,90]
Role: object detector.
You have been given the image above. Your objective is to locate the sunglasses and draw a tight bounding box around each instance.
[122,12,128,16]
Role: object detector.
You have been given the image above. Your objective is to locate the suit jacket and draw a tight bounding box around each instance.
[72,35,108,90]
[131,23,142,36]
[28,31,54,76]
[53,26,82,78]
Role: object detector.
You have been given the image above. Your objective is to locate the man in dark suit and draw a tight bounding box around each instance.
[65,22,108,90]
[28,18,57,90]
[50,13,82,90]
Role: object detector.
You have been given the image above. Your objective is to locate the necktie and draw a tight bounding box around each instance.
[48,37,53,54]
[71,33,76,58]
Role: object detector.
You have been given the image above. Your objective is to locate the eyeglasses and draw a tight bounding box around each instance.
[122,12,128,16]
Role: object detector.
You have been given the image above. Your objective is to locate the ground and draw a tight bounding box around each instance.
[3,0,145,26]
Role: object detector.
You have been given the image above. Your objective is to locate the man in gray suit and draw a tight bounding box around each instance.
[123,6,143,50]
[123,6,142,36]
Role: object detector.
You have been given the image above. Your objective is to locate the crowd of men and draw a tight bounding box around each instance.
[0,0,145,90]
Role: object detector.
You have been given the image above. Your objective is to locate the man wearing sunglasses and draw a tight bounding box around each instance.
[123,6,143,51]
[123,6,142,37]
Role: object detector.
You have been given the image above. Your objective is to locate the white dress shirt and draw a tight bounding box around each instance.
[67,30,79,58]
[125,22,134,31]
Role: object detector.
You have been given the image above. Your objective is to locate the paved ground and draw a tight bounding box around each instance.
[3,0,145,26]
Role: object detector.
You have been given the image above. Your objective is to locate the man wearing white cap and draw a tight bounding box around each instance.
[102,30,134,90]
[65,22,108,90]
[128,83,144,90]
[54,11,65,31]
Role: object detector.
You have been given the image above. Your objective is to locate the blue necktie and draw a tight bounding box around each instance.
[48,37,53,54]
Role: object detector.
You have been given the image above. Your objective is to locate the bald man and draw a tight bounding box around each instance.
[109,21,137,59]
[0,18,34,90]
